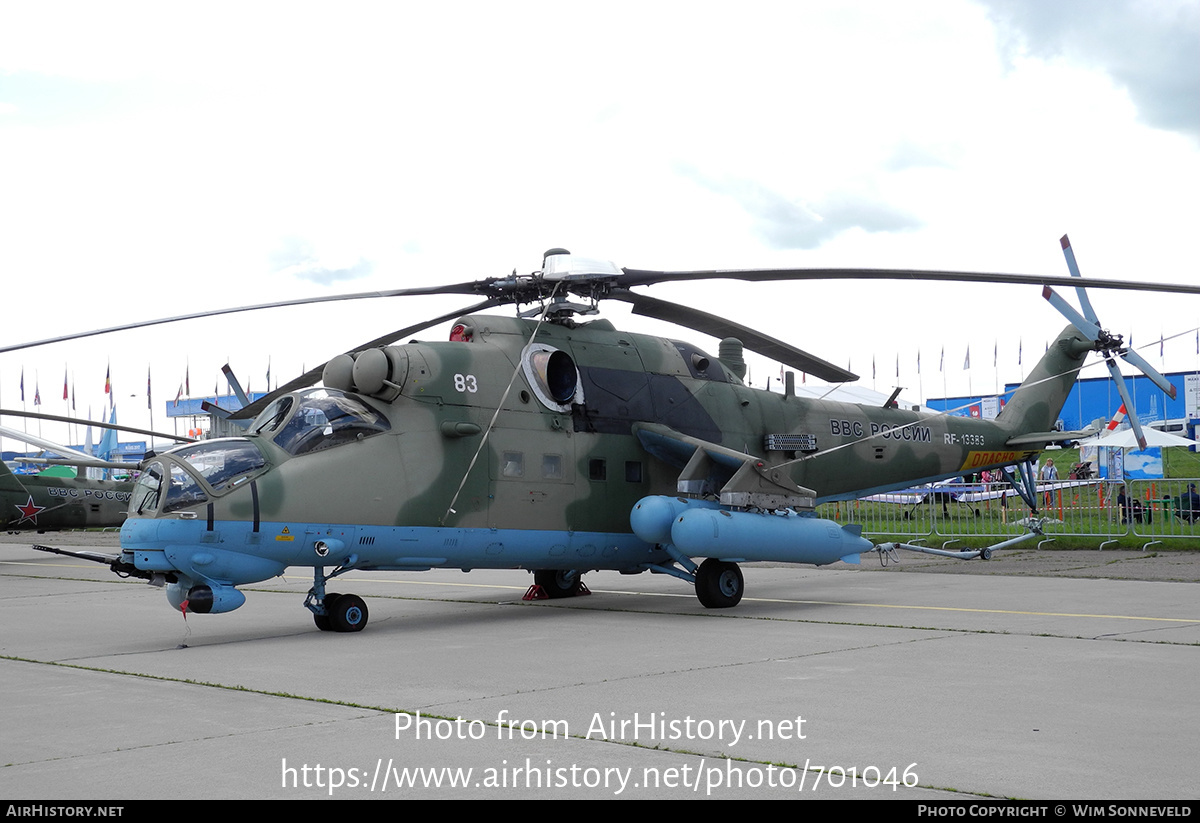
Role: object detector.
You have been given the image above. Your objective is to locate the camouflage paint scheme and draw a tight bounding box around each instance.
[116,313,1090,625]
[1,461,130,532]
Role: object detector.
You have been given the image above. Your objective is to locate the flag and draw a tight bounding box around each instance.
[34,380,41,406]
[185,363,190,395]
[963,346,971,370]
[993,341,997,367]
[63,367,68,401]
[266,358,271,390]
[917,350,921,374]
[939,346,944,372]
[1160,334,1164,358]
[19,368,24,402]
[174,383,183,407]
[872,356,876,380]
[72,380,76,412]
[1018,338,1023,366]
[104,363,111,394]
[97,406,118,459]
[895,353,899,379]
[147,366,152,410]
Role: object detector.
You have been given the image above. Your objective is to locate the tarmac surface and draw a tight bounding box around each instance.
[2,531,1198,800]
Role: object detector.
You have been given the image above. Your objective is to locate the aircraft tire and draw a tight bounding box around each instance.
[695,559,744,609]
[314,593,341,631]
[331,594,369,632]
[534,569,582,598]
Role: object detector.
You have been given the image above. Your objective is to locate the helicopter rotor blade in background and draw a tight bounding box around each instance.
[227,297,507,420]
[0,408,195,443]
[608,289,857,383]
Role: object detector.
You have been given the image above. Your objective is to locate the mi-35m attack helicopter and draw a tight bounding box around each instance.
[12,236,1195,632]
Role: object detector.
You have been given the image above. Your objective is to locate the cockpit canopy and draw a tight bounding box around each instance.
[252,389,391,456]
[132,438,267,515]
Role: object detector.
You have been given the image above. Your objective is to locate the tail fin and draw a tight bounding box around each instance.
[997,324,1092,435]
[0,459,29,494]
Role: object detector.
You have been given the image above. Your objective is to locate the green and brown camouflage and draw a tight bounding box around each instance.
[103,311,1092,628]
[0,460,130,532]
[161,313,1090,533]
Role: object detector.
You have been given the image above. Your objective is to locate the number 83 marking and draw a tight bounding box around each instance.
[454,374,478,393]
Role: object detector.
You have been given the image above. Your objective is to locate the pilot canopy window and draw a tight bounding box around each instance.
[270,390,391,456]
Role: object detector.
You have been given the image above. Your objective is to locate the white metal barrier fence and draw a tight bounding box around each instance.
[816,478,1200,547]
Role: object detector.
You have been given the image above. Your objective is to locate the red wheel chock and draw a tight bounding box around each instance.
[523,584,548,601]
[522,581,592,601]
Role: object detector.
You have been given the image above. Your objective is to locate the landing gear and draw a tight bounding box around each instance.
[534,569,584,598]
[695,559,743,608]
[313,593,341,631]
[329,594,368,632]
[306,567,371,633]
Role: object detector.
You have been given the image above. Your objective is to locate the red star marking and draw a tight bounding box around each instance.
[15,495,45,525]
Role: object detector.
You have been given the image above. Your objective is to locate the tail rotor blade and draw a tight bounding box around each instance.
[1106,358,1147,450]
[1060,234,1101,326]
[1120,346,1178,399]
[1042,286,1101,341]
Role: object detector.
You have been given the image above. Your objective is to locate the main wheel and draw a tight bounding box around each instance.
[534,569,582,598]
[695,559,744,608]
[313,593,342,631]
[330,593,369,632]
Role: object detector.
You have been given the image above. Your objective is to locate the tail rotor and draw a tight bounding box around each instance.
[1042,234,1176,450]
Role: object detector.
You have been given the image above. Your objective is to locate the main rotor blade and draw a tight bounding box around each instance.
[1060,234,1101,327]
[608,289,857,383]
[1105,358,1147,451]
[616,267,1200,296]
[0,281,493,355]
[1042,286,1102,341]
[227,297,506,420]
[1120,346,1178,399]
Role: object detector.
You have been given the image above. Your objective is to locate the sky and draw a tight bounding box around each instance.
[1,0,1197,450]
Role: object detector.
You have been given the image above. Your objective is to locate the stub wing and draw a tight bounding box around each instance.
[632,422,816,510]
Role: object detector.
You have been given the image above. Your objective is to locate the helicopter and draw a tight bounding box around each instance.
[13,236,1197,632]
[0,459,131,533]
[0,422,140,533]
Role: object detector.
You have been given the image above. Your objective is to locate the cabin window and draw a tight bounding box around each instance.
[502,451,524,478]
[132,462,165,514]
[542,454,563,479]
[625,461,643,483]
[588,459,606,481]
[168,439,267,493]
[163,463,208,513]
